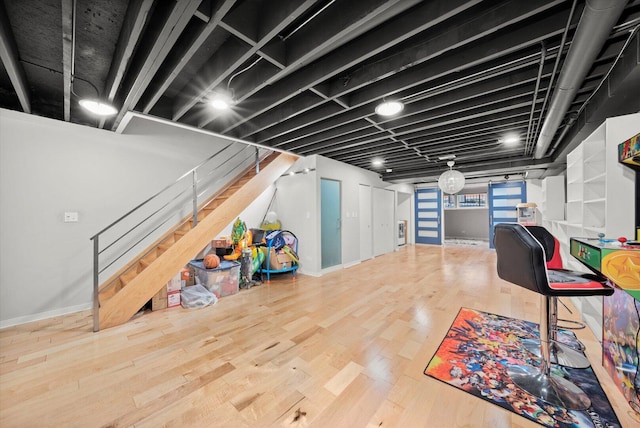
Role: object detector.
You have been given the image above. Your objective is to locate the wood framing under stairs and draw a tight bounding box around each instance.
[97,152,298,330]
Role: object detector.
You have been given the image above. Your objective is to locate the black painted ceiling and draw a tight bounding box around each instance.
[2,0,639,184]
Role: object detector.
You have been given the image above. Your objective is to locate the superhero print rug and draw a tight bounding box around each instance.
[424,307,620,427]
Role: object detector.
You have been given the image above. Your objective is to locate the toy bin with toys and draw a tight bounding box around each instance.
[189,259,240,298]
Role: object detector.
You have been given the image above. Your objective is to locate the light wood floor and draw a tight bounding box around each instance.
[1,244,638,427]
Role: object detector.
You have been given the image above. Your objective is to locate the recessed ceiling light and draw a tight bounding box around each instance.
[375,100,404,116]
[372,158,384,167]
[502,134,520,145]
[78,99,117,116]
[208,89,235,110]
[209,99,230,110]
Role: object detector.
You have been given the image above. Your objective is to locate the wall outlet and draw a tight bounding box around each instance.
[64,212,79,223]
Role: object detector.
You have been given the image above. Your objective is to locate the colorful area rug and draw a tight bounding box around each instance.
[424,308,620,427]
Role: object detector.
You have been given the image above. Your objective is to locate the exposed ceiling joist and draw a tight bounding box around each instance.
[0,0,30,113]
[2,0,638,184]
[61,0,73,122]
[107,0,203,130]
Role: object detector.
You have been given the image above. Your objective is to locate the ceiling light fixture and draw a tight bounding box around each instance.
[208,88,235,110]
[502,134,521,145]
[209,57,262,111]
[438,160,465,194]
[78,99,118,116]
[375,99,404,116]
[372,158,384,167]
[70,0,117,117]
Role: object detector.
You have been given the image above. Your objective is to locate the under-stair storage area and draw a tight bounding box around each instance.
[93,151,297,330]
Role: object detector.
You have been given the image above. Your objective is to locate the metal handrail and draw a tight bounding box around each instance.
[91,142,270,331]
[90,142,235,240]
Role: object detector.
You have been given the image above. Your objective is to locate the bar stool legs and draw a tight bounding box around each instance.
[521,297,592,369]
[507,295,592,410]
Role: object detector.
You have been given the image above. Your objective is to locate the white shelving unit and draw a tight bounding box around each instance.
[540,176,568,272]
[540,175,565,222]
[550,113,640,341]
[545,112,639,342]
[556,116,637,269]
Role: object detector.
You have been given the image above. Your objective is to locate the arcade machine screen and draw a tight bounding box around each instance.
[618,131,640,240]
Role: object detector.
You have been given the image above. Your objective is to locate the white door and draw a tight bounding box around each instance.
[359,184,373,261]
[373,187,395,256]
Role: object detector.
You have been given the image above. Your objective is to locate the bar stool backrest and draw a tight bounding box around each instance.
[494,223,550,295]
[526,225,563,269]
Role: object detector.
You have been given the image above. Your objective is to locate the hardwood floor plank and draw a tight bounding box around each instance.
[1,244,638,427]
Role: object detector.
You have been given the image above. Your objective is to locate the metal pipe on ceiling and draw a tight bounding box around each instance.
[533,0,628,159]
[524,42,546,155]
[530,0,578,154]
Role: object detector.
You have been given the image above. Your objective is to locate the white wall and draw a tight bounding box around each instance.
[267,156,318,273]
[388,183,414,245]
[275,155,398,276]
[0,109,268,327]
[0,108,450,326]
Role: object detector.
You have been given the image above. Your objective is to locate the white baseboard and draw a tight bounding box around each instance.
[0,302,92,330]
[343,260,361,269]
[297,268,321,277]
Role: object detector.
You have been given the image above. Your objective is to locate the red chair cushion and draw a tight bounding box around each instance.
[548,269,610,291]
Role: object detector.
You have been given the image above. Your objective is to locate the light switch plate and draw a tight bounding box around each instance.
[64,212,79,222]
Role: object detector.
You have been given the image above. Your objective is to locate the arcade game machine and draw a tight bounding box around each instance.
[570,132,640,415]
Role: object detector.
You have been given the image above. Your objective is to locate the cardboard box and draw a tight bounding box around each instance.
[181,267,195,287]
[268,247,293,270]
[152,286,168,311]
[189,259,240,298]
[167,272,182,292]
[167,290,181,308]
[212,237,231,248]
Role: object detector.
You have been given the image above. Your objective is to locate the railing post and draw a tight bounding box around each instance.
[92,236,100,332]
[192,170,198,226]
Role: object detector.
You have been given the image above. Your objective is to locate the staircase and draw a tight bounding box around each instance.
[95,151,298,331]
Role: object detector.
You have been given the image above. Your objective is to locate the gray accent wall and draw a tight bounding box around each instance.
[444,208,490,240]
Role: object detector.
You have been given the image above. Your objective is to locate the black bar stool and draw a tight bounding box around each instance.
[524,225,590,368]
[493,223,614,410]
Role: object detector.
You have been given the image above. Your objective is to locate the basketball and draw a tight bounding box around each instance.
[203,254,220,269]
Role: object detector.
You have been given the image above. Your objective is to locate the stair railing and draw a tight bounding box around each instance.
[90,142,270,331]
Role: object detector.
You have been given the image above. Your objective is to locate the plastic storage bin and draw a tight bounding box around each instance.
[189,259,240,298]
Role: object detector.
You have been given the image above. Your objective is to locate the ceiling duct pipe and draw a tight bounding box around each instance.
[533,0,628,159]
